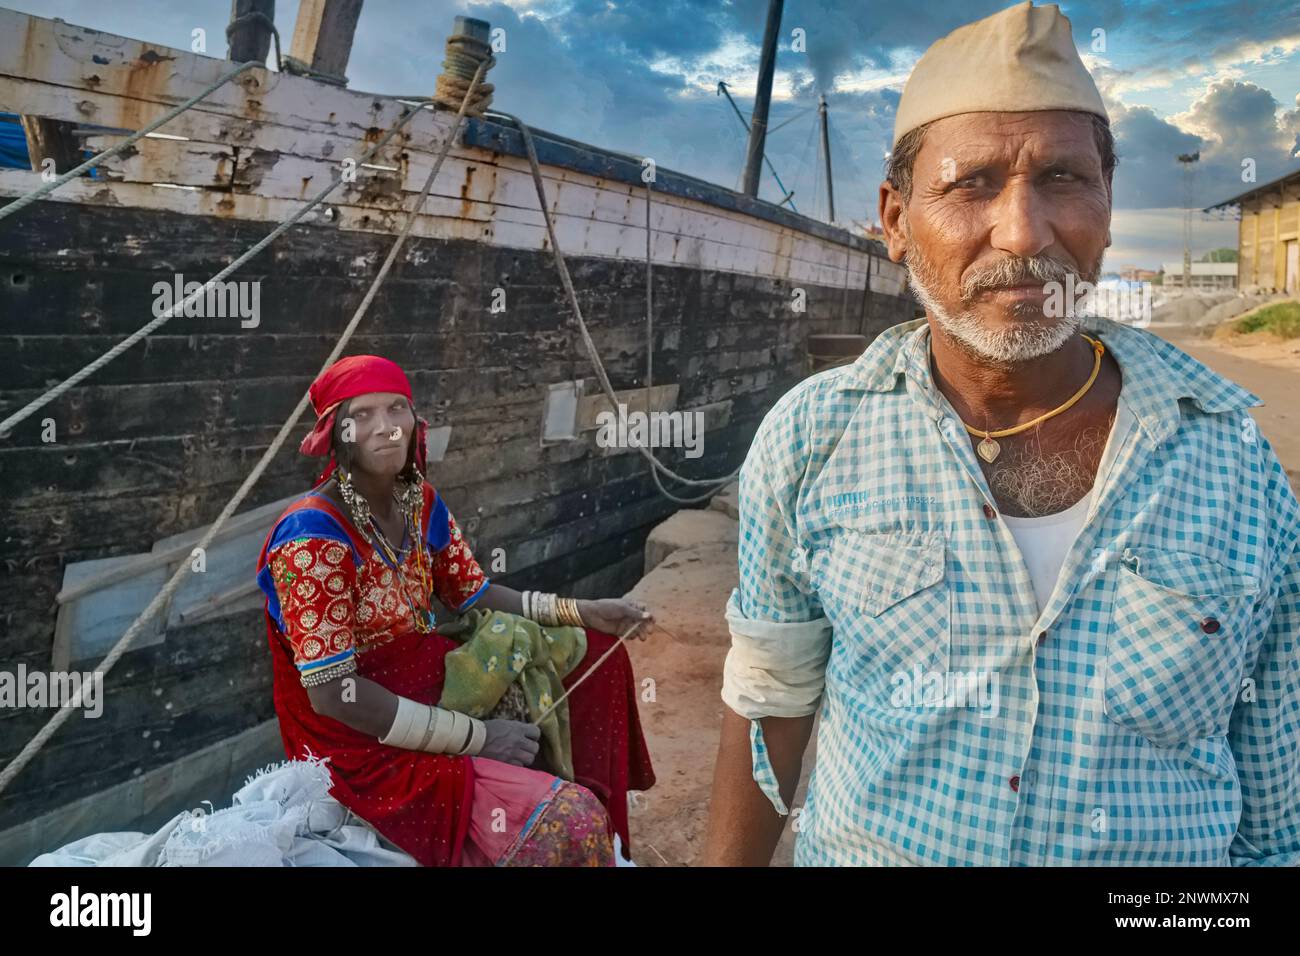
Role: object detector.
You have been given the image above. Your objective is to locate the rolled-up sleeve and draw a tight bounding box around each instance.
[720,417,832,815]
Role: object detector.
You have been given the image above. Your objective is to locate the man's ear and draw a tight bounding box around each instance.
[879,182,908,263]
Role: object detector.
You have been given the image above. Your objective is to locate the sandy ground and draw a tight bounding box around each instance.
[621,529,815,867]
[619,320,1299,868]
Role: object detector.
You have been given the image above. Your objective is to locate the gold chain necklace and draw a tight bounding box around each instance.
[960,334,1105,464]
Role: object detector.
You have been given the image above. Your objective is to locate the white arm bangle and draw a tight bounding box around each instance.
[455,714,487,756]
[380,697,484,755]
[380,695,425,747]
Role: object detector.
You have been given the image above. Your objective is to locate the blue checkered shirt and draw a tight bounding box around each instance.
[726,316,1300,866]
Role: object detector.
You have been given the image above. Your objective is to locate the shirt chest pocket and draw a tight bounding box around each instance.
[1103,549,1259,747]
[813,526,950,687]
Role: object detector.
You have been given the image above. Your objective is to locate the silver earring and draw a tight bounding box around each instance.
[336,467,372,528]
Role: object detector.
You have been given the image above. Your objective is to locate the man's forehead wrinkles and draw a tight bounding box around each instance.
[924,141,1094,173]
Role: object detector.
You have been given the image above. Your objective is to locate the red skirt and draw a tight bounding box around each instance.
[266,616,656,866]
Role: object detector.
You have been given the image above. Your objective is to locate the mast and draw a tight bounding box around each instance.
[818,93,834,222]
[741,0,784,198]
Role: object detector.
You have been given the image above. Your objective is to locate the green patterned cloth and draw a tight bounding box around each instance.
[436,609,587,780]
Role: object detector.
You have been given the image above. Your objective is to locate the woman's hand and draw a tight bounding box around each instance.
[576,598,653,640]
[478,719,541,765]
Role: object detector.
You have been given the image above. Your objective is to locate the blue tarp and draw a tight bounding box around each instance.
[0,112,32,169]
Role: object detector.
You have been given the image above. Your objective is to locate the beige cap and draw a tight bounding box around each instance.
[892,1,1108,147]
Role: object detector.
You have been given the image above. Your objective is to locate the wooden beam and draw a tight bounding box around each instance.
[54,494,297,604]
[288,0,364,83]
[17,114,79,172]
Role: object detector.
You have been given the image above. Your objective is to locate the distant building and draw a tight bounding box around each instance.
[1204,168,1300,294]
[1118,265,1160,283]
[1160,261,1238,291]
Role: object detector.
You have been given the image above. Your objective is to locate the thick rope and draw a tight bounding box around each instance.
[434,34,494,116]
[0,60,492,799]
[0,60,259,227]
[643,180,740,504]
[0,99,427,439]
[225,10,283,71]
[491,109,739,494]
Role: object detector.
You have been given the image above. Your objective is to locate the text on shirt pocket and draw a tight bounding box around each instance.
[813,524,950,693]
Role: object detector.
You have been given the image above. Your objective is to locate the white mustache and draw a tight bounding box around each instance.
[961,256,1076,300]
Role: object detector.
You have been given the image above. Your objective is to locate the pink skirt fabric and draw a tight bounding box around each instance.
[460,757,615,867]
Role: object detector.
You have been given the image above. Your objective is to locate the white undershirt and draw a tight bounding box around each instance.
[1000,395,1135,613]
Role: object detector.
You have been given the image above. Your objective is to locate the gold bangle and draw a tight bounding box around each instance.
[558,596,584,628]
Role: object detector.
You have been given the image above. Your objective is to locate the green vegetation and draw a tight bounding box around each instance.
[1199,248,1239,263]
[1236,301,1300,339]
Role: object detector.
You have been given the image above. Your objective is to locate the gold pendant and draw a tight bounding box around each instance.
[977,437,1001,463]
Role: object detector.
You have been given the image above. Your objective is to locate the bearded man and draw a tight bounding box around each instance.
[703,1,1300,866]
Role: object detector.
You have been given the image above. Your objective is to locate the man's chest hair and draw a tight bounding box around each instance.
[978,413,1115,517]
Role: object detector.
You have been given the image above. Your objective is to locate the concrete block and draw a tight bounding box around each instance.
[644,508,738,574]
[707,481,740,520]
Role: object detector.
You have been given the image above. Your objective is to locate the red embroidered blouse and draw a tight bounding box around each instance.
[261,484,489,686]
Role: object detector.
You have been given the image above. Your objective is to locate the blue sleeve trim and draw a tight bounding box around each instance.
[257,510,359,631]
[425,492,451,553]
[454,577,492,611]
[297,648,356,672]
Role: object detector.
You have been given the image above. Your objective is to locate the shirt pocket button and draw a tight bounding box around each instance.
[1104,551,1258,746]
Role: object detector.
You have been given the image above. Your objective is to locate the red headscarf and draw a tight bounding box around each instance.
[299,355,430,486]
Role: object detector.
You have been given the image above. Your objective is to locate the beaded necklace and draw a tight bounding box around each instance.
[337,468,436,633]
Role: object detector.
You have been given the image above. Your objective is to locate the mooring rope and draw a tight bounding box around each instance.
[643,181,741,504]
[0,60,260,227]
[0,57,494,799]
[435,33,495,115]
[488,108,741,496]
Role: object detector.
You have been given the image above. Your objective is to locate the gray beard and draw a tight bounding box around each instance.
[901,222,1102,365]
[908,262,1082,364]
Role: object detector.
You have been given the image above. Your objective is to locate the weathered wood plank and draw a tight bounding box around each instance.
[287,0,364,81]
[0,75,415,168]
[18,114,79,172]
[0,9,444,142]
[0,168,878,292]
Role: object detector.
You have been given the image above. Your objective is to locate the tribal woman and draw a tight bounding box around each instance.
[254,355,656,866]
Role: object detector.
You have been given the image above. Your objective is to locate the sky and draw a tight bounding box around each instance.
[7,0,1300,270]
